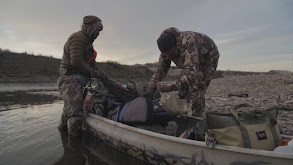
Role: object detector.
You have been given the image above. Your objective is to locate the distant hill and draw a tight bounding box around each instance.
[147,66,266,81]
[0,52,60,76]
[0,49,268,82]
[268,70,290,73]
[0,50,153,82]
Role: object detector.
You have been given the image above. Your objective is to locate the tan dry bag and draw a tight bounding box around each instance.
[160,94,188,114]
[205,108,281,150]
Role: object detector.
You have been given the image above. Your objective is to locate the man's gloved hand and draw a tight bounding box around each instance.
[157,84,175,93]
[149,81,157,92]
[94,70,108,81]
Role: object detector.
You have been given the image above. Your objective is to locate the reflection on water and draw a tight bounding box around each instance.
[0,91,61,111]
[0,82,149,165]
[0,82,60,111]
[55,131,149,165]
[0,102,64,165]
[0,82,58,92]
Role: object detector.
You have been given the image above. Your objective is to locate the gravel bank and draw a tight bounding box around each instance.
[162,73,293,135]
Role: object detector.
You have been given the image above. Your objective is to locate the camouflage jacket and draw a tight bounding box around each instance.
[150,27,219,91]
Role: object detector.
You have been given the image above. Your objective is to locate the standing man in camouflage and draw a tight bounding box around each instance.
[149,27,219,117]
[57,15,108,136]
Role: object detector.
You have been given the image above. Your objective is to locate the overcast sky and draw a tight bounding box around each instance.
[1,0,292,72]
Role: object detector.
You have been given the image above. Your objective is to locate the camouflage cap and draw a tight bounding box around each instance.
[157,33,176,53]
[83,15,101,24]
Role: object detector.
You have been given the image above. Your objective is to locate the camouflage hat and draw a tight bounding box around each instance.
[83,15,101,24]
[83,15,103,31]
[157,33,176,53]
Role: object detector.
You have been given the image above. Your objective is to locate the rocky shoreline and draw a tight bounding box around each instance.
[1,72,292,135]
[162,72,293,135]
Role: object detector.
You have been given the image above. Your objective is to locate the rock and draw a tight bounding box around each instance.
[161,73,293,135]
[277,94,293,110]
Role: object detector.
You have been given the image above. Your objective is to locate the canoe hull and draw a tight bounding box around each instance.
[85,113,293,165]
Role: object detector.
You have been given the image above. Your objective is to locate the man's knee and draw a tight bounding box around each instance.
[189,95,205,117]
[189,103,204,117]
[67,116,84,136]
[192,110,203,117]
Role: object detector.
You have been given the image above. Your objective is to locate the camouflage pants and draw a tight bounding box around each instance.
[181,51,219,117]
[187,85,208,117]
[57,75,84,136]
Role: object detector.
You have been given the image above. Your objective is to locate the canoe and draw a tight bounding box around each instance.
[85,113,293,165]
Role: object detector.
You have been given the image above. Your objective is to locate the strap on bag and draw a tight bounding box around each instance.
[119,102,130,121]
[115,103,125,122]
[204,112,216,148]
[230,109,251,148]
[115,107,121,121]
[230,108,280,148]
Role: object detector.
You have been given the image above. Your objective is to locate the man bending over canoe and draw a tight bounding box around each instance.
[149,27,220,117]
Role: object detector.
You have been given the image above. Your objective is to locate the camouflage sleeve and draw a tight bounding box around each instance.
[150,53,171,83]
[69,34,92,77]
[92,62,100,72]
[172,46,201,92]
[92,62,107,76]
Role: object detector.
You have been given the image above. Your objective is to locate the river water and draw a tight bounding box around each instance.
[0,82,148,165]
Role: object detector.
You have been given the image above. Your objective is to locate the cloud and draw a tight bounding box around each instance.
[0,24,63,56]
[219,52,293,72]
[227,61,293,72]
[215,26,267,44]
[0,0,293,72]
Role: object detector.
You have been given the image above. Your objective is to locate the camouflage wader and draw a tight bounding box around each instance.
[151,27,220,117]
[57,15,105,136]
[57,75,84,136]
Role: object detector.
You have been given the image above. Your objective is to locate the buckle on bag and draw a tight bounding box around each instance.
[206,136,216,148]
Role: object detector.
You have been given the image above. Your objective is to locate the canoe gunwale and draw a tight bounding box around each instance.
[87,113,293,160]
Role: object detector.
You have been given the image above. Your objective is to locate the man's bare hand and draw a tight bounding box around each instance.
[157,84,175,92]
